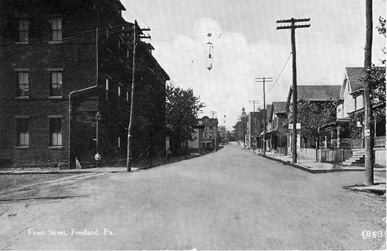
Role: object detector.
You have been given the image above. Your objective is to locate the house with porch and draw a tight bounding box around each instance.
[265,102,288,155]
[285,85,341,159]
[322,67,386,166]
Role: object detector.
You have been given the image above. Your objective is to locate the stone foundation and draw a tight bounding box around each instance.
[13,160,70,169]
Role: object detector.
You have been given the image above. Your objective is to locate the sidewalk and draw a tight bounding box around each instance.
[253,150,386,195]
[0,154,201,175]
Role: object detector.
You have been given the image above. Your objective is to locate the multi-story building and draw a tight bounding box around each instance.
[265,102,287,154]
[200,116,218,151]
[246,111,263,149]
[0,0,169,168]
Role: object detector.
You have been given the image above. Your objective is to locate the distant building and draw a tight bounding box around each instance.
[200,116,218,151]
[246,111,263,149]
[187,121,205,154]
[0,0,169,168]
[218,125,226,142]
[266,102,287,154]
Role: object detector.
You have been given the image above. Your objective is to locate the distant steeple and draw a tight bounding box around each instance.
[241,106,246,117]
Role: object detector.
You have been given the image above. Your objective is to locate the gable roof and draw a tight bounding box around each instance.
[272,102,287,114]
[345,66,385,93]
[345,67,365,93]
[285,85,341,112]
[292,85,341,101]
[265,104,273,121]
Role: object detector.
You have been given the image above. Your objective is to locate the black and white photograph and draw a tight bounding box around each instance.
[0,0,386,250]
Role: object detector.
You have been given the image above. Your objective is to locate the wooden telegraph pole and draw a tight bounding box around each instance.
[249,100,260,112]
[276,18,310,164]
[126,20,150,172]
[255,77,272,156]
[364,0,373,185]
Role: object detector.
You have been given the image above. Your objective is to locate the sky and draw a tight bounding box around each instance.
[120,0,386,130]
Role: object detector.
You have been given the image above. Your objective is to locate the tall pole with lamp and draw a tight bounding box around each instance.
[95,112,101,167]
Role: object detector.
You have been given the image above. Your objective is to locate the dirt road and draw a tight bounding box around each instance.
[0,143,385,250]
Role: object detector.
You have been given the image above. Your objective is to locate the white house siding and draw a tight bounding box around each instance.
[342,81,355,118]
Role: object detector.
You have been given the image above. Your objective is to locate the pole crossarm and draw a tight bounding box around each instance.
[276,18,310,23]
[255,77,272,156]
[276,24,310,30]
[276,17,310,164]
[249,100,260,112]
[255,77,273,82]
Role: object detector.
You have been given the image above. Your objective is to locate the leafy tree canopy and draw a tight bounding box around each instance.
[288,99,336,141]
[166,83,205,151]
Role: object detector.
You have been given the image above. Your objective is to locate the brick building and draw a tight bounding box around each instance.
[200,116,218,151]
[0,0,169,168]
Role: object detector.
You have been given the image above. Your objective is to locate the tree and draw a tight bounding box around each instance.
[232,115,248,142]
[166,83,205,154]
[371,16,386,123]
[376,16,386,64]
[288,99,336,147]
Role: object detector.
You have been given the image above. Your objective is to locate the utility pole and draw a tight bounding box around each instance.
[276,18,310,164]
[126,20,151,172]
[255,77,272,156]
[249,100,260,111]
[364,0,373,185]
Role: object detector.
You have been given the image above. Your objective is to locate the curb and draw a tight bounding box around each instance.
[0,170,125,175]
[261,154,326,173]
[343,184,386,196]
[0,154,204,175]
[260,154,384,174]
[261,153,386,195]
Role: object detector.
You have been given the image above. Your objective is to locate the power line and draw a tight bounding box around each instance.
[276,17,311,164]
[267,52,292,94]
[255,77,273,156]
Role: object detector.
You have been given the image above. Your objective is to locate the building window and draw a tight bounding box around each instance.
[19,19,29,42]
[50,71,63,97]
[105,79,109,101]
[50,118,62,146]
[17,72,29,97]
[50,18,62,41]
[16,118,29,146]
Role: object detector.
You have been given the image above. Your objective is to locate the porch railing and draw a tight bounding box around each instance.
[323,137,385,149]
[375,136,386,148]
[351,138,363,149]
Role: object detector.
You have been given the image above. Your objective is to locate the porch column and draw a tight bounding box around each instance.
[324,136,328,148]
[337,125,341,148]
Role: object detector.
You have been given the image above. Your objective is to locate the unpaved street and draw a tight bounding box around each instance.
[0,143,385,250]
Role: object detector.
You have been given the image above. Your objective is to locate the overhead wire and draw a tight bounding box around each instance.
[267,52,292,94]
